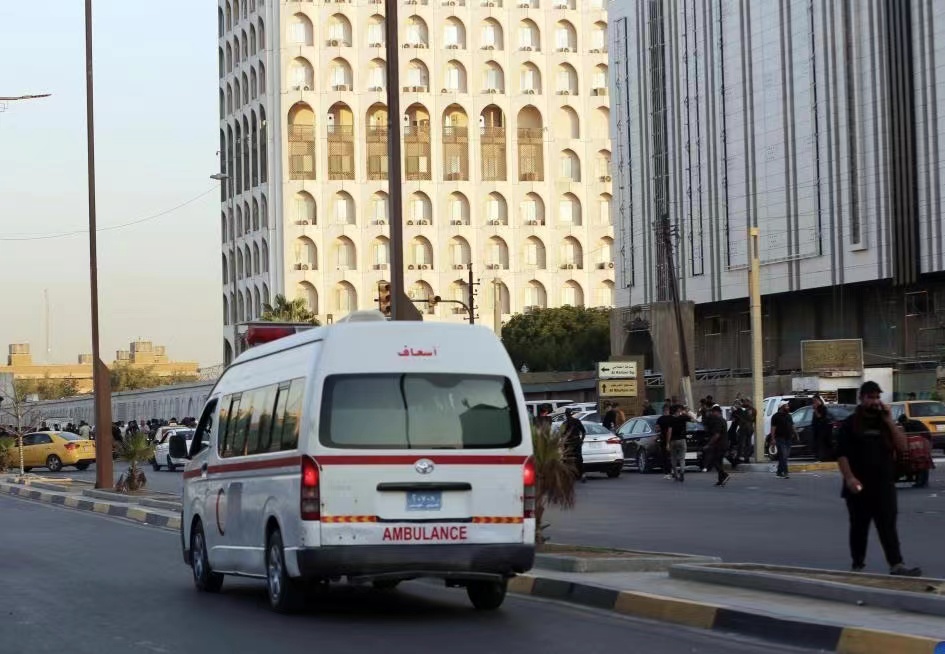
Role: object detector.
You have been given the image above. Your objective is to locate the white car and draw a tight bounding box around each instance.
[152,428,195,471]
[580,421,624,478]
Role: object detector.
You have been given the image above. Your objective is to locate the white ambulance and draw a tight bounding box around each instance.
[170,312,536,613]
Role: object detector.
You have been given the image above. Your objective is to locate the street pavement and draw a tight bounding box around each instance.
[1,494,822,654]
[547,466,945,578]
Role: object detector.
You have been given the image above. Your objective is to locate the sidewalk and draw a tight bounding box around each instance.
[509,567,944,653]
[0,476,181,531]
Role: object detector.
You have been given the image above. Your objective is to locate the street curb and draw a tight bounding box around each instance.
[508,573,943,654]
[0,482,181,532]
[737,461,839,473]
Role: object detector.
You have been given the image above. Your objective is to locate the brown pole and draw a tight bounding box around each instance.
[85,0,113,488]
[467,263,475,325]
[383,0,406,320]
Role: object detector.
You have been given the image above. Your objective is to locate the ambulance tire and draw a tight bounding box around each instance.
[466,580,507,611]
[191,521,224,593]
[266,529,304,613]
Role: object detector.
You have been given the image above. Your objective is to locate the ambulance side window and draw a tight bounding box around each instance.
[218,394,243,458]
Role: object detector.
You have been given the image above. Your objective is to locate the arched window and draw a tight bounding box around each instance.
[333,282,357,313]
[409,281,437,315]
[442,105,469,180]
[596,280,615,308]
[516,106,544,181]
[287,102,315,180]
[407,59,429,91]
[598,193,613,225]
[444,17,466,49]
[558,193,582,226]
[333,236,356,270]
[591,21,608,52]
[367,59,386,91]
[485,192,508,225]
[328,59,353,90]
[444,60,467,93]
[560,149,581,182]
[560,236,584,269]
[555,20,577,51]
[592,64,608,93]
[297,282,318,314]
[599,236,614,265]
[252,242,260,274]
[525,281,547,309]
[487,236,509,270]
[556,63,578,95]
[371,190,389,224]
[327,102,355,180]
[367,15,385,47]
[409,236,434,268]
[289,57,314,90]
[519,62,541,94]
[483,61,504,93]
[448,192,469,225]
[294,237,317,269]
[332,191,355,225]
[222,254,229,284]
[481,19,503,50]
[221,213,228,242]
[520,192,545,225]
[261,238,269,272]
[294,191,316,225]
[556,106,580,139]
[524,236,546,269]
[326,13,352,46]
[450,236,471,267]
[408,191,432,224]
[288,13,313,46]
[480,105,506,181]
[561,281,584,307]
[406,15,428,47]
[371,236,390,267]
[518,19,540,51]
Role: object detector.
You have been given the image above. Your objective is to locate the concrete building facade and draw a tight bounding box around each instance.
[609,0,945,375]
[218,0,615,362]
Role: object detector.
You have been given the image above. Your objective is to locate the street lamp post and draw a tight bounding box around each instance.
[85,0,113,489]
[211,172,238,363]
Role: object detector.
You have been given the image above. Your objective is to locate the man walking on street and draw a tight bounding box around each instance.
[771,402,794,478]
[837,381,921,576]
[703,404,730,487]
[601,402,619,432]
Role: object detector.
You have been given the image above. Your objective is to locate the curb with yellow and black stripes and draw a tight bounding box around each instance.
[508,574,943,654]
[0,481,181,532]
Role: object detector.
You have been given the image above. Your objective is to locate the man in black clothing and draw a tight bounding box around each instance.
[702,405,730,487]
[668,405,690,482]
[771,403,795,478]
[601,402,619,432]
[641,399,656,416]
[655,404,675,479]
[836,381,921,576]
[561,408,587,483]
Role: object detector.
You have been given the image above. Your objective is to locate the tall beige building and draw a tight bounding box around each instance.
[218,0,614,363]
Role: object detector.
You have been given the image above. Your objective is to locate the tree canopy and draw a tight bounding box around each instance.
[501,306,611,372]
[12,376,79,401]
[260,294,320,325]
[110,365,199,393]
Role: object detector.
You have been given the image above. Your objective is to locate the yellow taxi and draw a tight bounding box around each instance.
[890,401,945,452]
[14,431,97,472]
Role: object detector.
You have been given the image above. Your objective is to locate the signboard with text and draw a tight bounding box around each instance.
[800,339,864,375]
[598,361,638,379]
[598,380,638,397]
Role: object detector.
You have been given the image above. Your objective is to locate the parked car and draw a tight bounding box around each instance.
[890,401,945,452]
[13,431,96,473]
[615,416,709,473]
[579,422,624,478]
[779,404,857,460]
[761,395,816,439]
[549,407,600,431]
[152,428,195,471]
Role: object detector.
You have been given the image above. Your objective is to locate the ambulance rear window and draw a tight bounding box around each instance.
[320,373,522,449]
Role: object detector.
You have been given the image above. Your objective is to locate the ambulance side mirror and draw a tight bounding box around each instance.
[168,435,190,459]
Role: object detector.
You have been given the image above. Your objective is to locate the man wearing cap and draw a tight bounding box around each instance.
[770,402,795,479]
[836,381,921,576]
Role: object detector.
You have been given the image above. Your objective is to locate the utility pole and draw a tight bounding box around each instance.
[467,264,475,325]
[492,279,501,334]
[661,216,693,409]
[383,0,421,322]
[85,0,113,488]
[748,227,765,462]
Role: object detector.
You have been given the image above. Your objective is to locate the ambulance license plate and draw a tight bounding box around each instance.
[406,491,441,511]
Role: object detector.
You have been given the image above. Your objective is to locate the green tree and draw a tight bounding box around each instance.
[260,294,320,325]
[23,374,80,400]
[501,306,611,372]
[531,423,577,545]
[114,433,155,492]
[110,364,161,392]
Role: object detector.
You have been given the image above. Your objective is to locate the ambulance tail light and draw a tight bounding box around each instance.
[523,456,536,519]
[300,456,321,521]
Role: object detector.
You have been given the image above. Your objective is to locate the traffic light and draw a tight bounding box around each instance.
[429,295,441,310]
[377,281,392,317]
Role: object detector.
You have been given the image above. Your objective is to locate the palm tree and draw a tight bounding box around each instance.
[115,433,155,492]
[531,423,577,545]
[260,294,320,325]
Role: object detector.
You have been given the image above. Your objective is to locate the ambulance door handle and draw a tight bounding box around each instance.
[201,463,208,478]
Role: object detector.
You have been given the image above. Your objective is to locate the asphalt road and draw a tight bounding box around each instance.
[1,494,820,654]
[547,465,945,577]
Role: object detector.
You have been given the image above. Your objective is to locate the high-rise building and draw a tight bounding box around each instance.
[610,0,945,373]
[217,0,614,363]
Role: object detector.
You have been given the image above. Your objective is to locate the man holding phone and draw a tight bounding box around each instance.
[836,381,922,576]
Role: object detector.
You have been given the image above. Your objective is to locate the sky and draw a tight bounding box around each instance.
[0,2,221,367]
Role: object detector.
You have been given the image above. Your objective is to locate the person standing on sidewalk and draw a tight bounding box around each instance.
[702,404,730,487]
[836,381,922,576]
[771,403,795,478]
[811,395,834,461]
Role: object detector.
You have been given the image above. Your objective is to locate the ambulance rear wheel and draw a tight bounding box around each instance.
[266,529,304,613]
[466,580,507,610]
